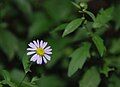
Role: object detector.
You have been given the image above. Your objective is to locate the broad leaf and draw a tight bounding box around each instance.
[62,18,83,37]
[93,7,113,28]
[22,54,31,74]
[92,34,106,57]
[68,42,91,77]
[0,30,18,60]
[79,67,101,87]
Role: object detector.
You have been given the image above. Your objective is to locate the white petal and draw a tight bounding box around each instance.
[40,40,43,48]
[27,48,36,51]
[33,40,39,48]
[37,40,40,48]
[37,56,42,64]
[30,54,38,62]
[42,42,48,49]
[27,51,35,55]
[28,42,36,49]
[45,51,52,54]
[43,57,47,63]
[44,54,51,60]
[45,48,52,52]
[45,49,52,53]
[44,46,51,51]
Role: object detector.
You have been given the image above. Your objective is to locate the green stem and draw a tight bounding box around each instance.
[18,73,27,87]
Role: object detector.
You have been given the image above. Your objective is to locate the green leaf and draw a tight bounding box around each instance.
[108,74,120,87]
[35,75,65,87]
[10,69,29,84]
[22,54,31,74]
[31,77,39,83]
[84,10,95,21]
[92,34,106,57]
[0,30,18,60]
[43,0,72,21]
[53,23,68,32]
[62,18,83,37]
[14,0,32,18]
[79,67,101,87]
[0,83,3,87]
[110,39,120,54]
[1,80,17,87]
[100,64,114,77]
[93,7,113,28]
[68,42,91,77]
[71,2,81,9]
[113,5,120,30]
[2,70,11,82]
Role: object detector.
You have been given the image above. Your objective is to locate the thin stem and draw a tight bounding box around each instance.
[18,73,27,87]
[18,62,33,87]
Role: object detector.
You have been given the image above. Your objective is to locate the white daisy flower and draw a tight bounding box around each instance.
[27,40,52,64]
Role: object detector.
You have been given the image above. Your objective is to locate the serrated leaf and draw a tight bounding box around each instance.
[84,10,95,21]
[0,30,18,60]
[22,54,31,74]
[68,42,91,77]
[2,70,11,82]
[93,7,113,28]
[79,67,101,87]
[62,18,83,37]
[92,34,106,57]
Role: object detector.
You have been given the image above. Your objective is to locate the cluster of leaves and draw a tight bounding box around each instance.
[0,0,120,87]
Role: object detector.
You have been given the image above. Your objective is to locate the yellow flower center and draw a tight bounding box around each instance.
[36,48,45,56]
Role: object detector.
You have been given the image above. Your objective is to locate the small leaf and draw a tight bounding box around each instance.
[22,54,31,74]
[31,77,39,83]
[53,23,68,32]
[62,18,83,37]
[92,34,106,57]
[2,70,11,82]
[79,67,101,87]
[1,80,17,87]
[84,10,95,21]
[100,64,114,77]
[71,2,81,9]
[93,7,113,28]
[68,42,91,77]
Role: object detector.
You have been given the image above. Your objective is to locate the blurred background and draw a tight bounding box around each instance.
[0,0,120,87]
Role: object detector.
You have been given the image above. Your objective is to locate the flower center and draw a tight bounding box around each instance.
[36,48,45,56]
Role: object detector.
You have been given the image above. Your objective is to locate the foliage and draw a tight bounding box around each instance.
[0,0,120,87]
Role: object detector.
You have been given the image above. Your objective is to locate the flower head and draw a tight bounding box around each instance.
[27,40,52,64]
